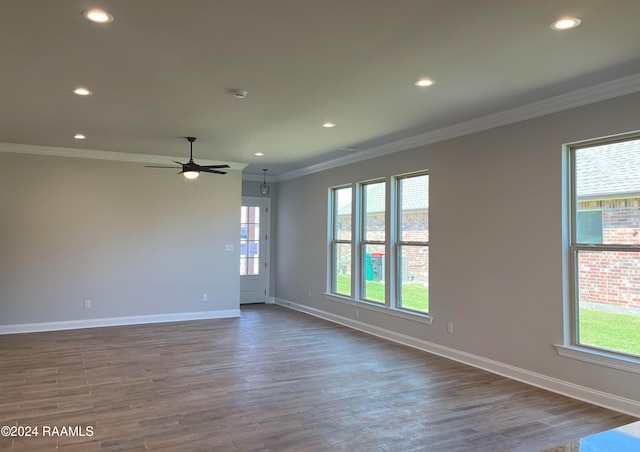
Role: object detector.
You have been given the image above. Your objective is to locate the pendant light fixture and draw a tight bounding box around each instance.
[260,169,270,196]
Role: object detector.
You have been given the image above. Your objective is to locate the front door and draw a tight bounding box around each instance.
[240,197,270,304]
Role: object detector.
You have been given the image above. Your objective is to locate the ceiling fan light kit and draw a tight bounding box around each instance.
[144,137,230,179]
[183,170,200,180]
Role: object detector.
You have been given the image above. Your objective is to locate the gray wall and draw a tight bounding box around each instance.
[274,91,640,406]
[0,152,241,326]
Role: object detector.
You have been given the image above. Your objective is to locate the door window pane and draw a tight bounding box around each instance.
[240,206,260,276]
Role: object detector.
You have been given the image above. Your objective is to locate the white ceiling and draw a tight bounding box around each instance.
[2,0,640,177]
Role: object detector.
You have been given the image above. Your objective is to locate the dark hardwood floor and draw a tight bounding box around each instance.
[0,304,635,451]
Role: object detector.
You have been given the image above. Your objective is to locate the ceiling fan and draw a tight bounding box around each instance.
[145,137,229,179]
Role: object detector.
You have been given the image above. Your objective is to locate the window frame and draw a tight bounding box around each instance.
[557,131,640,373]
[360,179,387,304]
[329,185,353,298]
[394,172,430,314]
[327,172,432,324]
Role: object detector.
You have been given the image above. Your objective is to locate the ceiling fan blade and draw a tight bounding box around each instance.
[201,168,227,175]
[143,137,226,177]
[198,164,231,169]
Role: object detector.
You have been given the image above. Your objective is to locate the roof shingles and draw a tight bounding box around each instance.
[577,139,640,198]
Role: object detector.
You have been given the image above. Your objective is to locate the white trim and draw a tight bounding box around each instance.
[277,72,640,181]
[0,309,241,335]
[555,344,640,375]
[324,293,433,325]
[275,298,640,418]
[0,142,246,171]
[242,173,277,182]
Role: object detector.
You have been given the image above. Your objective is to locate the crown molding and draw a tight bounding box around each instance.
[241,173,277,182]
[277,72,640,181]
[0,142,247,171]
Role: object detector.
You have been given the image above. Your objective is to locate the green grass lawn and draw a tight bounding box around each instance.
[335,273,428,313]
[579,308,640,356]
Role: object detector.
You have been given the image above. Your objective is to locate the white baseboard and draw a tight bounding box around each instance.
[275,298,640,418]
[0,309,241,335]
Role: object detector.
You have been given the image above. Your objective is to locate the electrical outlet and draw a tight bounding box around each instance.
[308,290,311,297]
[447,322,454,334]
[202,294,208,302]
[356,309,359,318]
[84,299,91,309]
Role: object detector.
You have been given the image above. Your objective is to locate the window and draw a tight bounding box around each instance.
[396,173,429,313]
[569,134,640,359]
[328,171,430,319]
[361,181,386,304]
[240,206,260,276]
[330,186,352,297]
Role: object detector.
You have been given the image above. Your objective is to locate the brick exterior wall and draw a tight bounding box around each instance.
[335,211,429,284]
[578,198,640,309]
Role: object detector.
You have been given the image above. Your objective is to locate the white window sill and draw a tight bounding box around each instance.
[554,344,640,375]
[324,293,433,325]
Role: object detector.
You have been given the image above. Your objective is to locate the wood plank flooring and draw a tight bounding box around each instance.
[0,304,635,451]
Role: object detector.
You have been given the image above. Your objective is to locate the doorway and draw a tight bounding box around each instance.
[240,196,270,304]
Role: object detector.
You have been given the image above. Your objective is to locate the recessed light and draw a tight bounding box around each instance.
[230,89,247,99]
[74,134,86,140]
[322,122,336,128]
[82,9,114,23]
[73,87,92,96]
[415,78,435,87]
[551,17,581,30]
[254,152,264,156]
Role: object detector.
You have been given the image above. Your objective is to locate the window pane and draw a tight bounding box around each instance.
[399,174,429,242]
[248,206,259,223]
[332,243,351,296]
[363,182,385,241]
[398,245,429,313]
[575,139,640,245]
[334,187,352,241]
[240,206,260,276]
[363,244,385,303]
[576,250,640,356]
